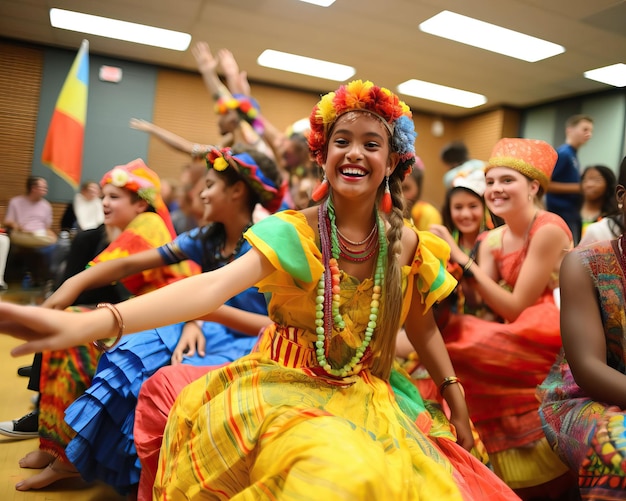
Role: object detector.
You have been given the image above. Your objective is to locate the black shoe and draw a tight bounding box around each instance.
[17,365,32,378]
[0,411,38,438]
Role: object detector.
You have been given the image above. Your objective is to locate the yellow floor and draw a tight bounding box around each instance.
[0,285,125,500]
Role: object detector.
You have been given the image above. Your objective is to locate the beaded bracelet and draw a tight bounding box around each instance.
[93,303,125,352]
[439,376,461,396]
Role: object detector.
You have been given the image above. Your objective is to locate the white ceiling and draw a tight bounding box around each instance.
[1,0,625,117]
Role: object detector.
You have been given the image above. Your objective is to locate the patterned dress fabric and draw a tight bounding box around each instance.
[538,240,626,499]
[39,212,193,464]
[441,211,572,488]
[64,224,266,494]
[151,211,517,500]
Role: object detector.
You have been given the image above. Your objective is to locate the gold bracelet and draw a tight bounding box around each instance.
[439,376,461,396]
[93,303,125,352]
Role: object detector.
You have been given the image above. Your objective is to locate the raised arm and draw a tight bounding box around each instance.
[3,247,275,356]
[217,48,249,97]
[130,118,214,157]
[192,41,232,101]
[560,250,626,408]
[43,248,166,309]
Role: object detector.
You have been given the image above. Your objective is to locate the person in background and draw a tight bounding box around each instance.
[538,155,626,499]
[4,176,57,286]
[6,159,194,492]
[579,164,617,241]
[430,168,495,319]
[546,114,594,245]
[0,79,517,500]
[437,138,576,499]
[401,156,442,231]
[60,180,104,233]
[579,157,626,246]
[440,140,485,189]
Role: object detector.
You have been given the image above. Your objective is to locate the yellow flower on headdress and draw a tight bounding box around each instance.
[213,156,229,171]
[110,168,129,187]
[345,80,373,110]
[316,92,337,125]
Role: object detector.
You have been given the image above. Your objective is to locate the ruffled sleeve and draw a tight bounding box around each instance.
[244,211,323,294]
[404,227,457,313]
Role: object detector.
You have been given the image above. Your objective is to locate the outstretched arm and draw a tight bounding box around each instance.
[560,250,626,408]
[43,248,166,310]
[404,291,473,451]
[130,118,214,156]
[3,248,274,356]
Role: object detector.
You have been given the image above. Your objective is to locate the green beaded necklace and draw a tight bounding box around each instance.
[315,198,387,377]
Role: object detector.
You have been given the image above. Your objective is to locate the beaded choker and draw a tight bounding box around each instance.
[315,198,387,377]
[335,223,379,262]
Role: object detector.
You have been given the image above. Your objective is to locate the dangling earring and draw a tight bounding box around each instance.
[311,173,329,201]
[619,203,624,210]
[381,176,392,214]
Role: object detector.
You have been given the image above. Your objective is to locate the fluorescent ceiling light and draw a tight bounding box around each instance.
[49,8,191,51]
[419,10,565,62]
[397,79,487,108]
[257,49,355,81]
[584,63,626,87]
[298,0,336,6]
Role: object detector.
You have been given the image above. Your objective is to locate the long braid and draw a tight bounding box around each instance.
[371,171,405,379]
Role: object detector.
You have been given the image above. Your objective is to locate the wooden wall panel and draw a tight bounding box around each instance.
[0,40,43,222]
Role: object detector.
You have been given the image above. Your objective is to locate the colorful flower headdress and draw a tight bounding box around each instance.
[214,93,264,135]
[206,148,286,213]
[308,80,417,178]
[100,159,176,237]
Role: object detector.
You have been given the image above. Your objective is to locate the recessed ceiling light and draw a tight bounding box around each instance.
[49,8,191,51]
[397,79,487,109]
[257,49,355,81]
[584,63,626,87]
[298,0,336,6]
[419,10,565,62]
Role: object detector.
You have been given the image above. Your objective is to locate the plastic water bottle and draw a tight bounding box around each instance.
[22,272,33,290]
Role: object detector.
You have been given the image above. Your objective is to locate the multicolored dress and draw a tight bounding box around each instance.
[63,224,267,494]
[38,212,193,467]
[152,211,516,500]
[538,240,626,499]
[441,211,573,489]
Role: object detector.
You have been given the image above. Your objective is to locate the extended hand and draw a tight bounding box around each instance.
[0,303,94,357]
[192,41,218,75]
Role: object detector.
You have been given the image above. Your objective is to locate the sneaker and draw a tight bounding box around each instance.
[0,411,38,439]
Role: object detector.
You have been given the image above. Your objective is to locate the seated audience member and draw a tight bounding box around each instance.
[579,157,626,246]
[5,159,194,492]
[60,180,104,232]
[538,155,626,500]
[578,164,618,241]
[437,139,576,498]
[401,156,442,231]
[4,176,57,284]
